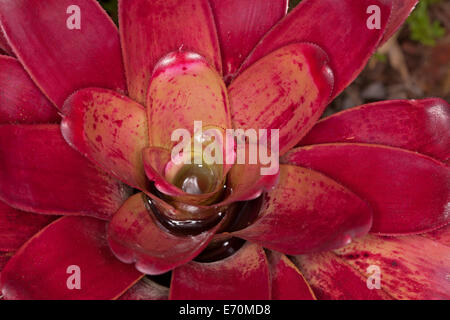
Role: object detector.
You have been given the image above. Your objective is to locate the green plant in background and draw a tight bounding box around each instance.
[373,52,388,63]
[407,0,445,46]
[289,0,302,11]
[99,0,118,24]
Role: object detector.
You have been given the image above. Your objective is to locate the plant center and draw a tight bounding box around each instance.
[172,163,218,195]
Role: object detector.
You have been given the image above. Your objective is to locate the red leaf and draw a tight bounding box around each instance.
[238,0,392,99]
[0,55,59,124]
[268,251,316,300]
[300,99,450,162]
[107,193,221,275]
[334,233,450,299]
[209,0,288,81]
[170,243,271,300]
[0,201,57,251]
[0,124,131,220]
[284,143,450,234]
[229,43,334,155]
[147,51,230,149]
[292,251,390,300]
[234,165,372,254]
[119,277,169,300]
[0,216,143,300]
[380,0,418,45]
[119,0,221,105]
[61,88,149,190]
[0,0,126,108]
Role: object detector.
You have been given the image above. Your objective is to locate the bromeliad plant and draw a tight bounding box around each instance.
[0,0,449,300]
